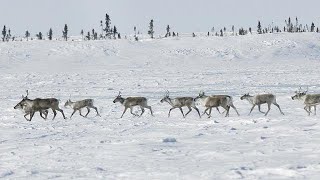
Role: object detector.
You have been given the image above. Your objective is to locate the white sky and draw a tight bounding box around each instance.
[0,0,319,36]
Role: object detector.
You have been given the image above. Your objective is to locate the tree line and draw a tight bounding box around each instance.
[1,16,319,42]
[207,17,318,37]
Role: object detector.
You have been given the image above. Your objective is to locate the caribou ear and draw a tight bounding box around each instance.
[22,95,25,99]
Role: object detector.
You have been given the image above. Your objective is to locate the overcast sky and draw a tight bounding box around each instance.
[0,0,319,36]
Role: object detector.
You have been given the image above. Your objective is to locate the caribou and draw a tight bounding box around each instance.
[14,101,49,121]
[194,92,238,118]
[291,87,320,115]
[160,91,201,118]
[14,90,66,121]
[113,92,153,118]
[240,93,284,116]
[64,99,100,118]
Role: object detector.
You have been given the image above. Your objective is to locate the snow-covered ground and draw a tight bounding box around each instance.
[1,33,320,179]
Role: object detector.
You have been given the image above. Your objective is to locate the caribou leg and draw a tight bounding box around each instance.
[208,107,212,118]
[273,102,284,115]
[184,106,192,117]
[52,110,57,120]
[202,107,210,117]
[258,105,265,114]
[216,107,222,114]
[230,104,240,116]
[264,103,271,116]
[70,110,76,118]
[84,107,90,117]
[79,109,86,117]
[57,108,66,119]
[130,107,138,116]
[224,106,230,117]
[249,105,256,115]
[92,106,101,117]
[304,106,311,116]
[120,107,128,118]
[24,113,31,121]
[146,106,154,116]
[139,107,145,117]
[192,106,201,118]
[179,107,185,118]
[29,111,35,121]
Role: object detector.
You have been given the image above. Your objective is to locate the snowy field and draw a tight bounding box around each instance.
[1,33,320,179]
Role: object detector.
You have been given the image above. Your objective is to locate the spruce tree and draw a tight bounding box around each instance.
[232,25,235,36]
[2,25,6,42]
[6,28,11,41]
[257,21,262,34]
[100,20,104,38]
[36,32,43,40]
[113,26,117,39]
[92,29,96,40]
[288,17,291,32]
[25,30,30,41]
[105,13,111,38]
[311,22,315,32]
[86,32,91,40]
[296,18,299,32]
[166,25,170,37]
[80,29,84,40]
[211,27,215,33]
[48,28,53,40]
[148,19,154,38]
[62,24,68,41]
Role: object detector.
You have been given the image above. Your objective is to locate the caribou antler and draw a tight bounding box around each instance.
[22,90,29,99]
[118,91,121,96]
[199,91,205,96]
[295,87,302,94]
[165,90,170,97]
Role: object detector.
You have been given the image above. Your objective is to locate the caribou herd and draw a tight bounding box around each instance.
[14,88,320,121]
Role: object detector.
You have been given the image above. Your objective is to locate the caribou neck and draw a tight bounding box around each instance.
[300,94,308,101]
[165,97,175,107]
[69,101,76,108]
[197,95,208,104]
[119,97,125,105]
[246,96,255,104]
